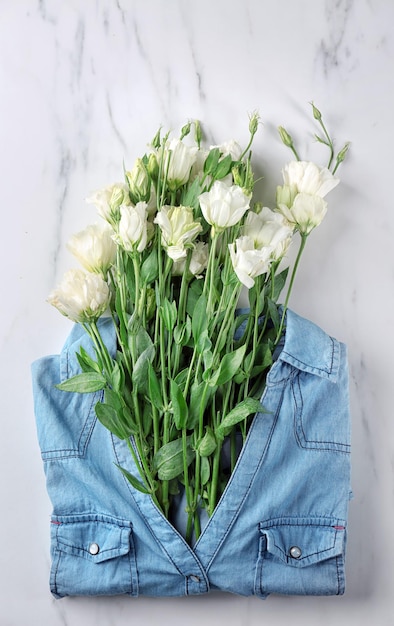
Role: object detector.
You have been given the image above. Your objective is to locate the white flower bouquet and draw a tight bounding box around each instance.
[49,105,349,544]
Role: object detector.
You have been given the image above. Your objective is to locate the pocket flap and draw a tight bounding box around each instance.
[260,517,346,568]
[52,514,132,563]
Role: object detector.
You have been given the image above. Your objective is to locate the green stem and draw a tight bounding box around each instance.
[290,144,301,162]
[317,118,335,169]
[275,233,308,345]
[182,427,194,545]
[211,282,241,364]
[86,321,113,375]
[126,438,161,511]
[209,442,221,516]
[203,233,219,316]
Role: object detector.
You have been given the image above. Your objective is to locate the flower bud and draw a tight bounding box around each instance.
[115,202,149,253]
[147,152,159,181]
[248,111,260,137]
[335,142,350,166]
[110,184,128,211]
[278,126,293,148]
[126,158,151,204]
[151,126,162,149]
[311,102,322,120]
[231,164,243,188]
[145,287,156,321]
[160,138,198,191]
[180,121,191,140]
[194,119,202,148]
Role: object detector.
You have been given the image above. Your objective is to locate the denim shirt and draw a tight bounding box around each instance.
[31,309,351,599]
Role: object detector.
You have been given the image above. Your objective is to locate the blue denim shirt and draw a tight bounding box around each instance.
[31,309,351,599]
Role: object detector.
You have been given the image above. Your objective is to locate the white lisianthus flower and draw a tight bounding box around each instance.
[67,222,116,277]
[277,192,328,235]
[160,138,198,190]
[115,202,149,253]
[198,181,251,233]
[282,161,339,198]
[172,241,209,277]
[210,139,242,161]
[86,183,130,226]
[48,269,110,323]
[243,208,293,261]
[154,205,202,261]
[276,161,339,235]
[228,236,272,289]
[190,148,208,181]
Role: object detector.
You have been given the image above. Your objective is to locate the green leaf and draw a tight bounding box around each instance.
[197,427,217,457]
[132,344,155,394]
[101,388,138,437]
[148,362,163,410]
[214,154,233,179]
[216,397,265,439]
[191,293,208,342]
[174,368,189,387]
[123,254,136,302]
[188,381,216,429]
[76,347,101,374]
[271,267,289,301]
[160,298,177,332]
[115,464,151,494]
[56,372,106,393]
[200,456,210,485]
[180,177,203,211]
[153,438,195,481]
[95,401,128,439]
[267,298,280,334]
[186,278,203,317]
[109,360,123,393]
[203,348,214,371]
[173,316,192,346]
[204,147,220,175]
[170,379,188,430]
[256,285,266,316]
[209,344,246,387]
[135,325,154,358]
[141,402,153,437]
[141,248,159,284]
[257,343,273,369]
[196,328,212,355]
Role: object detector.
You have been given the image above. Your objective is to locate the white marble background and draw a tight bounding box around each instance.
[1,0,393,623]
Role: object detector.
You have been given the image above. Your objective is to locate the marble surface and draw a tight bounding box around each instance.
[1,0,393,623]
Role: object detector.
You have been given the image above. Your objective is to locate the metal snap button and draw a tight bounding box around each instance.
[89,542,100,555]
[289,545,302,559]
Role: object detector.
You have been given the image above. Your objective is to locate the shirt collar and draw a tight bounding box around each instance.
[279,309,340,381]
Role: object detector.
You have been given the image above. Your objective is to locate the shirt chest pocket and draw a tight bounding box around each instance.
[292,366,351,453]
[254,517,346,598]
[50,514,138,598]
[32,353,102,461]
[32,319,116,461]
